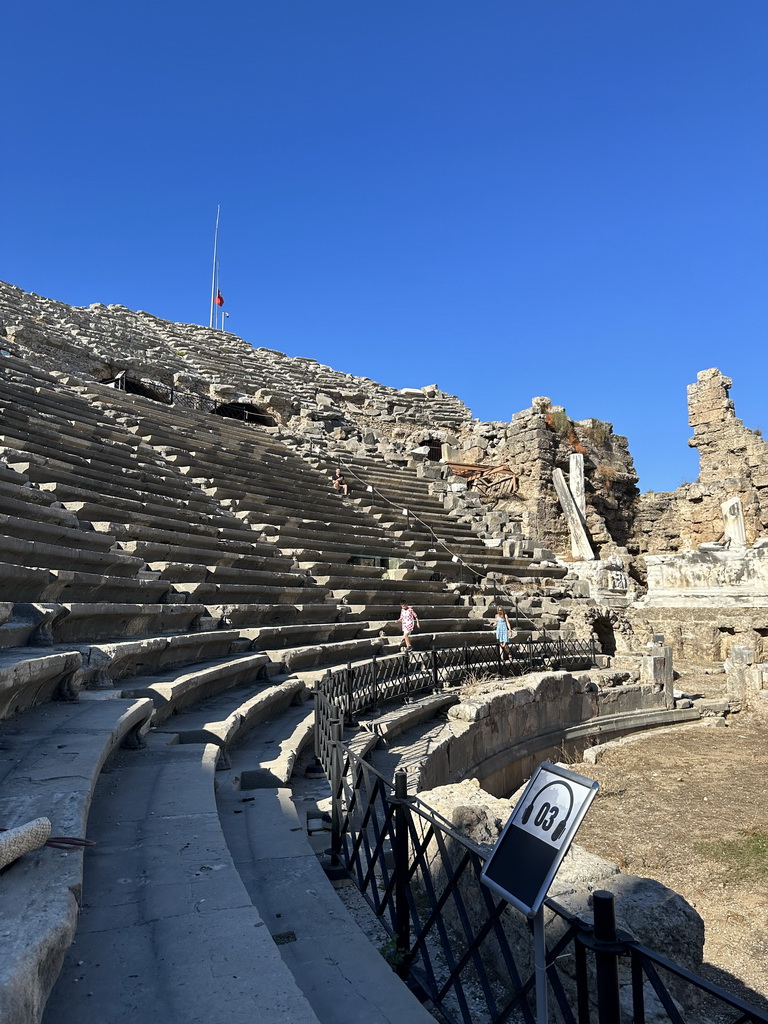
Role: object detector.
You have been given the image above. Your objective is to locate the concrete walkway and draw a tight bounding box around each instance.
[43,738,320,1024]
[216,778,436,1024]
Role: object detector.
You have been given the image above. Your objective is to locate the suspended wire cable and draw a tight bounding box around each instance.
[328,453,488,582]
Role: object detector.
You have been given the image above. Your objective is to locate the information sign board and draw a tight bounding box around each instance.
[480,761,599,917]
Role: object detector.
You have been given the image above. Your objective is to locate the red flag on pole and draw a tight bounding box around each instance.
[214,290,224,306]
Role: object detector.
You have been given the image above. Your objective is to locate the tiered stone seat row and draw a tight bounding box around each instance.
[0,287,600,1024]
[67,378,495,655]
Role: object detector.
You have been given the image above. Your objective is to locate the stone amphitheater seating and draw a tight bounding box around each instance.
[0,306,593,1023]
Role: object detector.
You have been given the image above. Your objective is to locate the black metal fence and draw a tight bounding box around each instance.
[319,636,597,722]
[325,746,768,1024]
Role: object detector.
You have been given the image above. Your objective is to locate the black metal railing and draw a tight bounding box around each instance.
[319,636,597,723]
[324,745,768,1024]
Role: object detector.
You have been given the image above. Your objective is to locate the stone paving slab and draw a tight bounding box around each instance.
[43,742,321,1024]
[0,697,153,1024]
[217,785,435,1024]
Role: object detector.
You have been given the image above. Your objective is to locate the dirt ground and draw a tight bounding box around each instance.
[573,694,768,1013]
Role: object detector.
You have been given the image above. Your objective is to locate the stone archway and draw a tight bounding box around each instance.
[100,371,172,404]
[591,614,617,656]
[213,402,277,428]
[424,437,443,462]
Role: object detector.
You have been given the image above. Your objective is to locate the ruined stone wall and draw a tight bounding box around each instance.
[626,605,768,665]
[632,368,768,555]
[433,398,638,559]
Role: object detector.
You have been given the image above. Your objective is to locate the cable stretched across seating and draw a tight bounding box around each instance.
[326,452,489,583]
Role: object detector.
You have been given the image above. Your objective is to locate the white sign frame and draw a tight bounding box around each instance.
[480,761,599,918]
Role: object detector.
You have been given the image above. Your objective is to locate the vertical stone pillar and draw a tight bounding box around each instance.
[640,644,674,707]
[569,453,586,517]
[721,496,747,550]
[552,468,594,560]
[723,645,767,708]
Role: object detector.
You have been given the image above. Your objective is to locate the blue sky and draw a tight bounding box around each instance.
[3,2,766,492]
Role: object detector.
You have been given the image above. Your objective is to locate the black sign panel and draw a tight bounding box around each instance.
[480,761,599,917]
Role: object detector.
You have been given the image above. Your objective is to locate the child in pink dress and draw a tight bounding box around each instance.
[396,601,419,649]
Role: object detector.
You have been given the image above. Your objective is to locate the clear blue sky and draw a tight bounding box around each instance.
[3,2,766,492]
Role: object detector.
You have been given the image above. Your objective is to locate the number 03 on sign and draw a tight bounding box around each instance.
[480,761,599,918]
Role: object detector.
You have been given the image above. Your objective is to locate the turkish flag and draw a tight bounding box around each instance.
[214,290,224,306]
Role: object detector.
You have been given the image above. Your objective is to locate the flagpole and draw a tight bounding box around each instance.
[209,205,220,328]
[215,259,221,329]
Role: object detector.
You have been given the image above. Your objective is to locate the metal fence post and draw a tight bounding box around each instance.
[345,661,354,725]
[593,890,621,1024]
[371,654,378,706]
[528,635,534,672]
[393,770,410,976]
[330,717,344,867]
[431,645,440,692]
[313,679,321,762]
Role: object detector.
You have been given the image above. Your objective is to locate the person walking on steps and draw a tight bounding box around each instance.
[494,605,512,663]
[396,600,419,650]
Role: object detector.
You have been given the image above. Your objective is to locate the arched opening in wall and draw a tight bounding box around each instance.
[424,438,443,462]
[591,616,616,656]
[213,402,277,428]
[100,371,172,404]
[755,627,768,663]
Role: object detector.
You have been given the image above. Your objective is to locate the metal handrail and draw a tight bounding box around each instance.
[329,744,768,1024]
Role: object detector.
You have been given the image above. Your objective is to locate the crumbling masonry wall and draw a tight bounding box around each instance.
[632,368,768,554]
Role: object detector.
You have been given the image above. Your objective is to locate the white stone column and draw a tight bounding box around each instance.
[553,468,594,560]
[569,453,585,518]
[721,496,747,550]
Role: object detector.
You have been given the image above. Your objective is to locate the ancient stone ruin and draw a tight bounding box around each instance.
[0,279,765,1022]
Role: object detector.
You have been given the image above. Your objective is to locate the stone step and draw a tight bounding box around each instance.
[41,602,213,644]
[0,512,117,552]
[216,786,436,1024]
[205,602,351,628]
[51,484,225,527]
[0,531,144,577]
[318,576,462,598]
[241,621,365,649]
[0,561,173,605]
[57,568,174,604]
[92,519,285,558]
[5,455,206,509]
[145,560,307,589]
[0,485,84,528]
[0,696,154,1024]
[42,740,321,1024]
[265,636,385,673]
[0,646,86,719]
[232,704,316,789]
[154,675,307,749]
[167,579,329,605]
[57,629,243,689]
[115,536,292,570]
[121,651,272,723]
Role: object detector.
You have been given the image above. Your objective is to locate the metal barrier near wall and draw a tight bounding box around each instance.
[318,635,597,725]
[328,747,768,1024]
